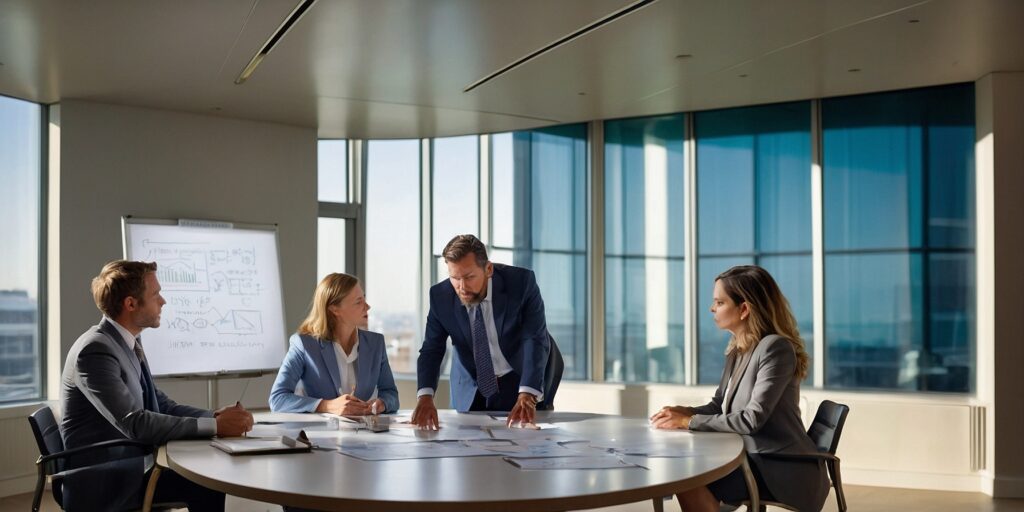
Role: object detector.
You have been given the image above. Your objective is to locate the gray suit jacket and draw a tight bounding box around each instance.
[689,335,829,512]
[59,318,212,511]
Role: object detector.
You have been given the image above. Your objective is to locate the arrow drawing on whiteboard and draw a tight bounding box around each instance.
[162,308,263,336]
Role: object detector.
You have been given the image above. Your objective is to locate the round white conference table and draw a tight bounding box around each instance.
[162,410,752,512]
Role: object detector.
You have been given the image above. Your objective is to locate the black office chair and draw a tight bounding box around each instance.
[27,405,177,512]
[537,332,564,411]
[723,400,851,512]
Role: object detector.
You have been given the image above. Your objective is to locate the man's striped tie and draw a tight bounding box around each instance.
[471,305,498,398]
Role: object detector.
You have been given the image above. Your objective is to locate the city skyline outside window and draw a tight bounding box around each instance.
[823,84,975,392]
[695,101,813,385]
[604,114,686,383]
[0,95,42,402]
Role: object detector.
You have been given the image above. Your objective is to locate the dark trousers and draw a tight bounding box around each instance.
[149,468,225,512]
[468,371,521,412]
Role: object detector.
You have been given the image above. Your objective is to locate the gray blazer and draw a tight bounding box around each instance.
[59,318,212,511]
[689,335,829,512]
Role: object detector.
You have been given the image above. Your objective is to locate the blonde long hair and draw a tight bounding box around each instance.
[297,273,360,341]
[716,265,810,380]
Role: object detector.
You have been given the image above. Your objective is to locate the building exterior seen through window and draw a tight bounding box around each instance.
[0,95,42,403]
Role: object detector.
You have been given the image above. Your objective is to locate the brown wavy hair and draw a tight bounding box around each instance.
[297,273,360,341]
[716,265,809,379]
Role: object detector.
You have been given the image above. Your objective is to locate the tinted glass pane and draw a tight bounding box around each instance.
[317,217,347,280]
[697,256,752,384]
[825,253,924,390]
[926,253,974,392]
[490,133,516,248]
[531,125,587,252]
[490,126,588,379]
[366,140,420,374]
[433,136,479,255]
[696,102,811,255]
[0,96,42,402]
[822,84,975,392]
[317,140,348,203]
[823,85,974,251]
[604,114,686,383]
[928,122,975,249]
[760,254,813,384]
[605,256,685,382]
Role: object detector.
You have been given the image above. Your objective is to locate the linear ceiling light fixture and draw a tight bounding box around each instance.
[463,0,659,93]
[235,0,318,84]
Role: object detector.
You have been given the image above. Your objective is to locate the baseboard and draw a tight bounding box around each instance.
[0,473,40,499]
[844,467,983,493]
[990,475,1024,498]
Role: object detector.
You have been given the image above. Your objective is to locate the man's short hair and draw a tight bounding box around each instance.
[442,235,489,269]
[91,260,158,318]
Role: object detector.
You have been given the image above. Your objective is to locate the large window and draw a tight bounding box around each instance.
[604,114,686,383]
[365,140,421,373]
[822,84,975,392]
[328,82,976,394]
[491,125,588,380]
[695,102,813,385]
[317,140,350,280]
[0,96,42,402]
[432,136,479,279]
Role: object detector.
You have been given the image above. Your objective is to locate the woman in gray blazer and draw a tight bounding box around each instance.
[269,273,398,415]
[651,265,829,512]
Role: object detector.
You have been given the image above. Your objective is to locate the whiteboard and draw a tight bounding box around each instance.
[122,218,288,377]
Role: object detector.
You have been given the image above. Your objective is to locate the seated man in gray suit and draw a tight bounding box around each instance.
[60,260,254,511]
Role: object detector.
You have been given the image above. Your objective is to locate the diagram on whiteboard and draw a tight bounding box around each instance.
[124,220,287,376]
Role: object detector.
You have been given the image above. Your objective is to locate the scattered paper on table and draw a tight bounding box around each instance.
[339,441,495,461]
[503,456,645,470]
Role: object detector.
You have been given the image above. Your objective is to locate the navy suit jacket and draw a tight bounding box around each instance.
[269,331,399,413]
[417,263,550,411]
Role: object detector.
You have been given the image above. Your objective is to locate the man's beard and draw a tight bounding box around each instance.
[457,282,488,306]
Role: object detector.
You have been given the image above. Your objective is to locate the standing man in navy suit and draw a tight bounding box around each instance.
[411,235,550,429]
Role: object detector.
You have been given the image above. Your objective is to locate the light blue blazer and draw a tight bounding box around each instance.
[269,331,399,413]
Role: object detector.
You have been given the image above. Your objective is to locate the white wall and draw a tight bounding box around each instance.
[976,72,1024,497]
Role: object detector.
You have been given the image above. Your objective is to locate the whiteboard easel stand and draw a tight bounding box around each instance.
[169,371,266,409]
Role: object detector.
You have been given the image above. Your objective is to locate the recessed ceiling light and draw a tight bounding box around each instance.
[675,54,692,60]
[848,68,861,73]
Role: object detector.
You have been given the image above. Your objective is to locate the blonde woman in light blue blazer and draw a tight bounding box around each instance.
[270,273,398,415]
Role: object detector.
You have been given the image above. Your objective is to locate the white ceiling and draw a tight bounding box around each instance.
[1,0,1021,139]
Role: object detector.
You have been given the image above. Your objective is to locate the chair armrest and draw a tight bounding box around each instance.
[38,439,154,465]
[759,451,839,463]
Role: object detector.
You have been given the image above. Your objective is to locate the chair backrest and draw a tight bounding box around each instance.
[806,400,850,454]
[539,333,565,411]
[28,405,64,458]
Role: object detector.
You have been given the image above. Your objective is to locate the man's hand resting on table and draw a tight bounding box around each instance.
[507,392,538,428]
[411,395,440,430]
